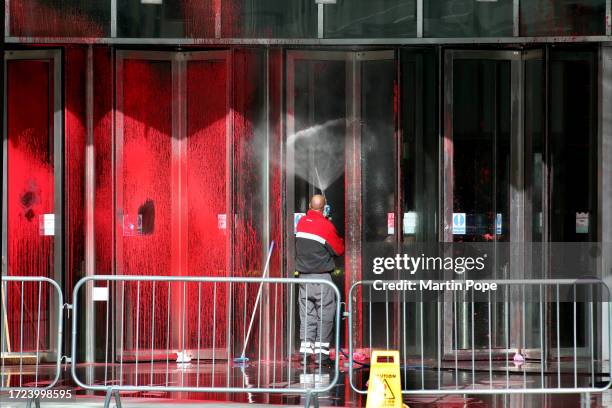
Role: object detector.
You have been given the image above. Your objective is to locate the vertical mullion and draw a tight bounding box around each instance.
[262,48,272,365]
[510,54,525,351]
[601,46,612,365]
[318,3,324,39]
[606,0,612,36]
[4,1,9,37]
[111,0,117,38]
[513,0,520,37]
[416,0,423,38]
[285,53,295,363]
[215,0,222,38]
[114,51,125,360]
[225,50,234,384]
[543,46,551,362]
[442,50,454,357]
[179,55,187,277]
[348,52,363,350]
[52,50,63,359]
[85,45,96,364]
[2,53,8,281]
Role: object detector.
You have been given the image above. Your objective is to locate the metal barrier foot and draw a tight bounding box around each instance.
[25,397,40,408]
[304,391,319,408]
[104,389,122,408]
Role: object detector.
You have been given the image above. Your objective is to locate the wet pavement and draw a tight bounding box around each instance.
[1,361,611,407]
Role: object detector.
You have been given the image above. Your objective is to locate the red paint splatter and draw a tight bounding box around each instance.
[10,1,106,37]
[65,47,87,302]
[94,47,114,279]
[120,59,174,352]
[6,59,54,352]
[182,0,218,38]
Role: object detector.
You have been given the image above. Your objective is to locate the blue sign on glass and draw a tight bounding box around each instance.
[452,213,466,235]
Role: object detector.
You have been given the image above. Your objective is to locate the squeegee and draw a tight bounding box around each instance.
[233,240,276,365]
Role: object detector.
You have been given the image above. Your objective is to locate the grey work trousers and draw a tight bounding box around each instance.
[298,273,336,356]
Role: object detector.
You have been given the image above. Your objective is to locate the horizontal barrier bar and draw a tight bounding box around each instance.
[348,279,612,395]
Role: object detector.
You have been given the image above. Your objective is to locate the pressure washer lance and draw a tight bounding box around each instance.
[233,240,276,365]
[314,166,331,220]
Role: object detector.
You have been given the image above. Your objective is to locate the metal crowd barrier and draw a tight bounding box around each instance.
[71,275,341,408]
[1,276,64,407]
[347,279,612,396]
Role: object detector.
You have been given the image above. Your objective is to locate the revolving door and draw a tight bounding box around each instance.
[285,50,397,347]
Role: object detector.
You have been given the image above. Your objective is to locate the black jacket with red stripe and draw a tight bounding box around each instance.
[295,210,345,274]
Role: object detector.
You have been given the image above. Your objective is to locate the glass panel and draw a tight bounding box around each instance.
[6,59,55,352]
[401,49,438,243]
[117,0,216,38]
[120,59,173,352]
[549,52,598,245]
[453,60,511,245]
[185,58,229,352]
[118,55,233,355]
[452,58,511,350]
[324,0,416,38]
[223,0,317,38]
[424,0,513,37]
[231,49,267,355]
[400,49,439,358]
[289,56,347,347]
[549,51,598,350]
[525,54,546,278]
[524,53,546,352]
[361,57,397,350]
[291,59,347,241]
[520,0,606,36]
[10,0,110,37]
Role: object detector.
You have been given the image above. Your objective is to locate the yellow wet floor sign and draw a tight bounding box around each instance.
[366,350,406,408]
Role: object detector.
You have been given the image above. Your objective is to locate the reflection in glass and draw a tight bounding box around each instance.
[118,0,216,38]
[10,0,110,37]
[289,57,348,349]
[523,54,546,352]
[452,58,511,350]
[360,58,397,352]
[548,51,598,350]
[520,0,606,36]
[401,49,438,243]
[453,60,511,245]
[400,49,439,359]
[424,0,513,37]
[6,59,56,352]
[223,0,317,38]
[324,0,416,38]
[292,60,347,240]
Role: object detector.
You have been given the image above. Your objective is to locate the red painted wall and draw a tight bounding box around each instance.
[6,59,54,351]
[65,47,87,302]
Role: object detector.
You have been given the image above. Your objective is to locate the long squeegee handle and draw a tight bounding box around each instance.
[239,240,275,359]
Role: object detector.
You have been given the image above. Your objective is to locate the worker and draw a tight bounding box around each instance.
[295,194,344,367]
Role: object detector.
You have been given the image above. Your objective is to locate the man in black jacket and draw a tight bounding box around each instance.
[295,195,344,367]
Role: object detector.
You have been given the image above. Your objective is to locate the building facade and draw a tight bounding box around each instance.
[2,0,612,377]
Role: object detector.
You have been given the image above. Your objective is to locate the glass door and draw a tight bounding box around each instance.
[443,50,528,360]
[285,49,396,350]
[2,50,62,361]
[115,50,231,360]
[443,48,597,362]
[443,50,514,358]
